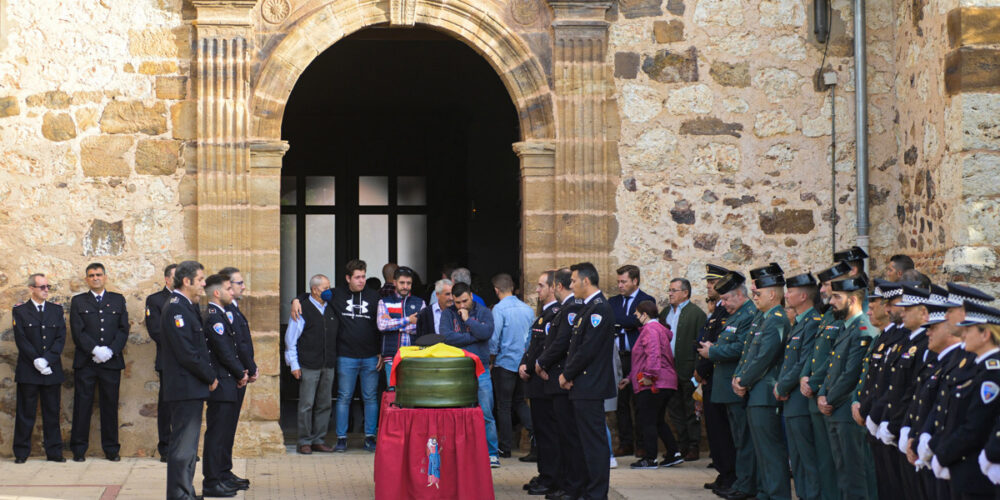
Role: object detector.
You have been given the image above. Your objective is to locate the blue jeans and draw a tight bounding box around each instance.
[477,370,500,457]
[384,358,394,386]
[335,356,379,437]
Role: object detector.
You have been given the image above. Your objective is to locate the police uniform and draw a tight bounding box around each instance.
[225,300,255,487]
[145,286,173,459]
[520,300,561,494]
[774,273,824,500]
[562,290,616,500]
[201,303,245,494]
[12,300,66,461]
[161,291,215,500]
[706,272,759,499]
[69,289,129,460]
[799,261,852,500]
[697,264,736,491]
[536,295,585,498]
[819,275,878,500]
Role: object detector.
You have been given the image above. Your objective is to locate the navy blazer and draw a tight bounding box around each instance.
[69,291,129,370]
[608,289,655,351]
[145,287,171,371]
[12,301,66,385]
[161,292,215,402]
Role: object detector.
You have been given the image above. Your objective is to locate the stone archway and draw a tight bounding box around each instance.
[189,0,617,454]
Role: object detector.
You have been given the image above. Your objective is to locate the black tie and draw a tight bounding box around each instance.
[96,294,102,304]
[37,305,43,313]
[620,297,631,351]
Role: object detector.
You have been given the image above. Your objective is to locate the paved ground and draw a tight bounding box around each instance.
[0,447,720,499]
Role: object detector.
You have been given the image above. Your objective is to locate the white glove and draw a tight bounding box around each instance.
[989,463,1000,485]
[101,346,114,362]
[918,433,933,463]
[981,450,991,476]
[866,416,878,436]
[40,366,52,376]
[932,455,951,480]
[33,357,50,373]
[91,346,112,363]
[877,421,896,445]
[898,427,911,454]
[915,457,927,470]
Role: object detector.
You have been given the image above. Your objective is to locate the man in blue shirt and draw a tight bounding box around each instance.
[489,273,537,458]
[441,281,500,467]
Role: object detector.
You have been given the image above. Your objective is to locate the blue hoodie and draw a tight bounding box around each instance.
[440,302,494,363]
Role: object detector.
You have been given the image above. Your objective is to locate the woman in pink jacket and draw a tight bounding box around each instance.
[619,300,681,469]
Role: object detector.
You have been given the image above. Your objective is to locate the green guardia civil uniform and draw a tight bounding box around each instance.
[798,308,842,500]
[775,307,824,500]
[708,299,759,496]
[819,311,878,500]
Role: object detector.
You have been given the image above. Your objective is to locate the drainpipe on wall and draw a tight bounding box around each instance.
[854,0,870,267]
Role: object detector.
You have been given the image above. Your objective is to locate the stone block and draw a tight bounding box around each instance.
[81,135,134,177]
[100,101,168,135]
[620,83,662,123]
[945,48,1000,95]
[249,174,281,206]
[642,47,698,83]
[948,7,1000,48]
[249,330,281,377]
[155,76,188,100]
[171,101,196,140]
[138,61,178,75]
[759,209,815,234]
[84,219,126,256]
[694,0,743,27]
[679,117,743,138]
[614,52,640,79]
[961,152,1000,199]
[620,0,662,18]
[653,20,684,43]
[41,112,76,142]
[136,140,181,175]
[0,96,19,117]
[754,110,797,137]
[670,199,695,224]
[246,375,280,421]
[666,0,685,15]
[753,67,804,102]
[944,246,997,274]
[128,27,179,58]
[666,84,712,114]
[710,61,749,87]
[75,107,99,130]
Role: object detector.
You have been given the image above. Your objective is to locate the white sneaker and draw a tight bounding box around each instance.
[610,456,618,469]
[490,456,501,468]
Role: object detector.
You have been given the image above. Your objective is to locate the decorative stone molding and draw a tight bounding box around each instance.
[261,0,292,24]
[389,0,417,26]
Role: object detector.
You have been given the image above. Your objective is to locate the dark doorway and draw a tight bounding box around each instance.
[278,27,521,442]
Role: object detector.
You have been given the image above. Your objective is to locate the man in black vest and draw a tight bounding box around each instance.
[202,274,248,498]
[283,274,338,455]
[12,273,67,463]
[560,262,616,500]
[161,260,216,500]
[219,266,255,489]
[145,263,177,462]
[69,262,129,462]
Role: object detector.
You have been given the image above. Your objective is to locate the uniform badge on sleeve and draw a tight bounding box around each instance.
[981,381,999,404]
[226,311,234,323]
[591,314,602,327]
[174,315,185,328]
[567,313,577,325]
[213,323,225,335]
[145,308,150,317]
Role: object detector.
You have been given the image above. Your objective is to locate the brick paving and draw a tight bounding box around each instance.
[0,447,720,499]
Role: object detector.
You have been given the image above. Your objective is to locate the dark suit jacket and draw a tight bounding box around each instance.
[205,303,244,403]
[12,301,66,385]
[414,305,437,340]
[161,292,215,402]
[608,289,655,350]
[70,291,129,370]
[658,301,707,381]
[564,293,617,401]
[227,302,257,377]
[145,287,171,371]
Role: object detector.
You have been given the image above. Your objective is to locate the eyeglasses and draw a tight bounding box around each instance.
[30,285,51,290]
[231,280,245,286]
[667,289,684,294]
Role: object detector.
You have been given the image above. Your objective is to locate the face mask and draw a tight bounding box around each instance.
[321,289,333,302]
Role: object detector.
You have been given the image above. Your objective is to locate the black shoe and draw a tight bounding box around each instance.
[222,479,249,491]
[704,480,720,490]
[47,456,66,463]
[201,485,238,498]
[712,487,734,498]
[724,490,753,500]
[106,454,121,462]
[527,484,555,495]
[631,458,659,469]
[544,490,566,500]
[160,456,167,463]
[14,457,26,464]
[224,475,250,487]
[523,476,541,490]
[498,449,512,458]
[73,455,85,462]
[519,451,538,462]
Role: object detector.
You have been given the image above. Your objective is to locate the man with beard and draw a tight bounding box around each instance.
[817,274,878,499]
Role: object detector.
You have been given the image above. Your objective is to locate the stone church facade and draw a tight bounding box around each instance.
[0,0,996,456]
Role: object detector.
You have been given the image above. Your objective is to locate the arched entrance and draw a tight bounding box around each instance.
[189,0,617,454]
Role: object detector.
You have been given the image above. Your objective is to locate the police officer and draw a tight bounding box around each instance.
[201,274,248,498]
[929,301,1000,499]
[696,264,737,492]
[69,263,129,462]
[146,263,177,462]
[817,273,878,500]
[12,273,67,463]
[534,268,584,500]
[161,260,217,500]
[734,263,790,500]
[773,272,823,500]
[519,270,561,495]
[559,262,616,500]
[219,266,255,490]
[798,261,851,500]
[697,271,758,500]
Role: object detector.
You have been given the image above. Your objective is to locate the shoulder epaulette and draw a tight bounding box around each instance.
[169,297,179,304]
[987,359,1000,371]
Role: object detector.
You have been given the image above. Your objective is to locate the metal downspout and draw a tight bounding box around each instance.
[854,0,870,264]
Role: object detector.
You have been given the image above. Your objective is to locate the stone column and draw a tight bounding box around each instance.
[514,140,556,299]
[548,0,618,282]
[193,1,285,455]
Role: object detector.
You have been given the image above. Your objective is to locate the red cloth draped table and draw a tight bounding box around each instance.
[374,391,494,500]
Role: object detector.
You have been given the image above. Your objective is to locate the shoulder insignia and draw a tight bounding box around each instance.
[208,306,218,314]
[537,318,544,325]
[813,316,821,321]
[987,359,1000,371]
[226,311,234,324]
[11,318,15,326]
[877,343,885,352]
[774,311,783,317]
[860,326,867,330]
[567,312,577,325]
[960,358,967,368]
[169,297,179,304]
[213,323,225,335]
[591,314,603,327]
[174,315,184,328]
[145,307,150,317]
[861,340,869,346]
[982,381,999,404]
[908,346,918,355]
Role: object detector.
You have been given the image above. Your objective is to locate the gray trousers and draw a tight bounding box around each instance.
[298,367,335,446]
[667,377,701,450]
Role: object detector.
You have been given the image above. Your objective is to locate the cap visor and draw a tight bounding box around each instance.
[896,300,923,307]
[920,319,946,328]
[957,319,986,327]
